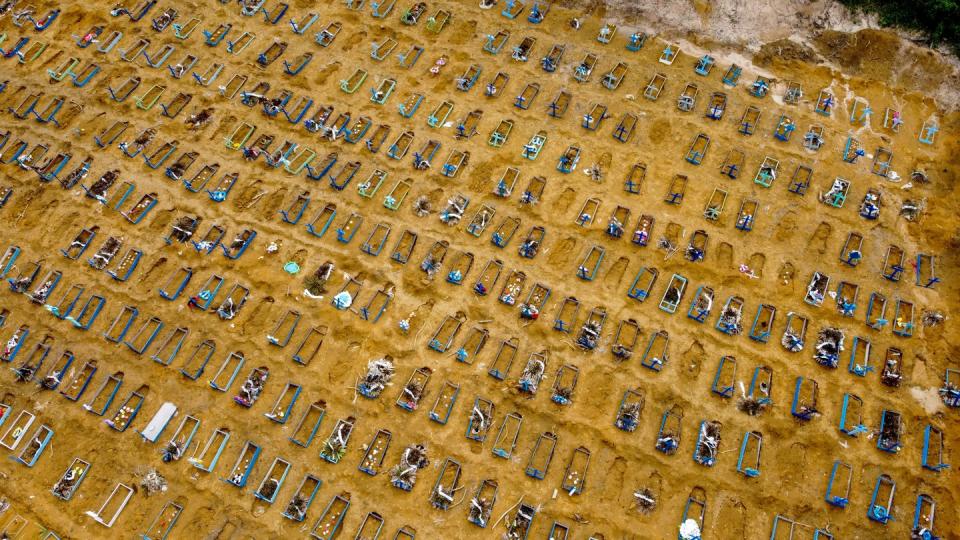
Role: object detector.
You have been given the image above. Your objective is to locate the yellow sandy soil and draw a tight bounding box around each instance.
[0,0,957,538]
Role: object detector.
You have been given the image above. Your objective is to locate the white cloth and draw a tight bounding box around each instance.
[679,519,701,540]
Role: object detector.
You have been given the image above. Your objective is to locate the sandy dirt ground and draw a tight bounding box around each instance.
[0,0,957,538]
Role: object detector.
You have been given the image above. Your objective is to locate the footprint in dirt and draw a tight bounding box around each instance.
[210,115,236,142]
[137,256,167,286]
[232,180,265,211]
[662,222,682,248]
[647,118,672,145]
[468,161,495,192]
[809,221,832,254]
[239,296,275,336]
[403,299,436,337]
[716,241,733,271]
[552,187,577,216]
[147,207,172,233]
[777,261,795,286]
[773,209,797,242]
[340,31,367,52]
[450,20,477,45]
[546,236,576,266]
[423,187,444,212]
[781,441,808,486]
[715,497,747,540]
[681,339,705,379]
[8,186,42,219]
[2,85,26,108]
[747,252,766,278]
[190,506,231,538]
[428,77,451,94]
[211,520,240,540]
[604,256,629,288]
[260,188,288,221]
[313,61,342,86]
[599,456,626,496]
[51,210,79,237]
[468,440,483,455]
[909,352,930,382]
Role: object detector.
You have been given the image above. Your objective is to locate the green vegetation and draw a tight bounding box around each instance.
[840,0,960,51]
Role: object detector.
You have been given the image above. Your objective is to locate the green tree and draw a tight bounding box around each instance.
[840,0,960,51]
